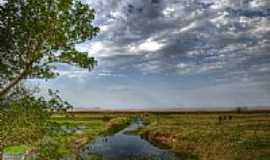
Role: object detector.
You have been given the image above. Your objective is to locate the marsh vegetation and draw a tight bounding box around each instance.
[2,111,270,160]
[141,113,270,160]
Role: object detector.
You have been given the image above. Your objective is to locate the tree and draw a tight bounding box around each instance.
[0,1,99,158]
[0,86,73,159]
[0,0,99,97]
[1,90,48,148]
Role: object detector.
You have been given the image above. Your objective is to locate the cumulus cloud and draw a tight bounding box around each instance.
[31,0,270,108]
[79,0,269,82]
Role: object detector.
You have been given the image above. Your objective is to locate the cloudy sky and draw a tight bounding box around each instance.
[32,0,270,109]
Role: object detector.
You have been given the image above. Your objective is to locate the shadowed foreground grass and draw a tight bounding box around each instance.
[3,112,132,159]
[140,113,270,160]
[4,145,30,155]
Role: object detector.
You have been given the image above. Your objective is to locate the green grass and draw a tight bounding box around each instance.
[4,145,30,154]
[3,113,132,158]
[104,116,131,135]
[6,112,269,160]
[45,112,132,157]
[140,113,270,160]
[48,112,270,160]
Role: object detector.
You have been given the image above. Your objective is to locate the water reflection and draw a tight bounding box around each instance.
[80,120,182,160]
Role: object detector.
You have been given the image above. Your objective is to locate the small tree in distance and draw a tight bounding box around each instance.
[0,0,99,97]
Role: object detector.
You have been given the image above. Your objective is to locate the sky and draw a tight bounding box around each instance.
[31,0,270,109]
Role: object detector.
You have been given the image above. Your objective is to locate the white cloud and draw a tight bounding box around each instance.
[23,0,270,108]
[99,24,111,32]
[88,41,104,56]
[57,70,89,80]
[210,12,230,28]
[96,70,124,78]
[162,7,175,17]
[250,17,270,35]
[179,21,198,32]
[138,38,165,52]
[249,0,270,8]
[88,41,132,57]
[129,38,165,53]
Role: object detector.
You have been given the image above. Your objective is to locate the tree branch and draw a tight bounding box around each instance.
[0,38,42,97]
[0,61,33,97]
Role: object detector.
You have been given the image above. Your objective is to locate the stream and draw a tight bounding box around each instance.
[80,119,183,160]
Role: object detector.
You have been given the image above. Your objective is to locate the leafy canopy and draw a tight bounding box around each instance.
[0,0,99,96]
[0,86,72,149]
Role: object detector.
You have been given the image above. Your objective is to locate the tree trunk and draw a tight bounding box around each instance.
[0,62,33,98]
[0,144,3,160]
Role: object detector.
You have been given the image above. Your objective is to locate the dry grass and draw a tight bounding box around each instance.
[141,113,270,160]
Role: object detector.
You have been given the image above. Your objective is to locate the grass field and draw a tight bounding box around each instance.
[50,112,270,160]
[46,112,132,157]
[4,112,270,160]
[140,113,270,160]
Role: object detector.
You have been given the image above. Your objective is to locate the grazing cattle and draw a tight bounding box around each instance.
[218,115,233,124]
[218,116,222,124]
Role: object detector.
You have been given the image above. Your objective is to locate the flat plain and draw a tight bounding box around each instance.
[6,112,269,160]
[53,112,270,160]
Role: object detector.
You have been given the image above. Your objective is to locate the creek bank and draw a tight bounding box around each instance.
[1,117,132,160]
[69,117,132,158]
[81,119,183,160]
[139,125,198,160]
[141,130,199,160]
[142,130,175,149]
[102,117,132,135]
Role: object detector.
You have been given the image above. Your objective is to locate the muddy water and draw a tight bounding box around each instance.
[80,119,182,160]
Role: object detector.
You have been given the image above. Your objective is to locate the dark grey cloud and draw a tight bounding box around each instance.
[82,0,269,84]
[32,0,270,108]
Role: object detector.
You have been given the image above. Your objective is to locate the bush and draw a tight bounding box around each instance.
[34,137,66,160]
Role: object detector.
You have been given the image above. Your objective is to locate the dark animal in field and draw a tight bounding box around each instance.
[218,115,233,124]
[218,116,222,124]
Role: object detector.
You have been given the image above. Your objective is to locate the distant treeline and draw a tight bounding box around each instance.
[61,107,270,114]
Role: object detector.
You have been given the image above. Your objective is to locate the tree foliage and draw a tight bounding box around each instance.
[0,0,99,97]
[0,1,99,158]
[0,86,72,150]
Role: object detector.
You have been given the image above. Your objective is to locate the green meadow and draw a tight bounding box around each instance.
[4,112,270,160]
[140,113,270,160]
[51,112,270,160]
